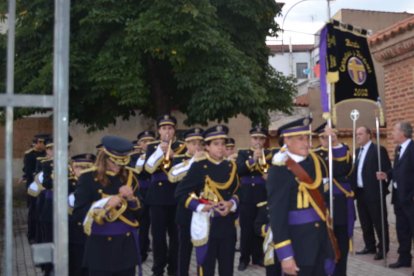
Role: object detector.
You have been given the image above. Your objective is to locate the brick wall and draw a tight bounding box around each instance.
[0,117,53,159]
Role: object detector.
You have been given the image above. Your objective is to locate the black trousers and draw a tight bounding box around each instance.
[27,195,38,242]
[239,203,263,265]
[139,204,151,262]
[297,245,328,276]
[394,200,414,264]
[333,225,349,276]
[356,193,389,252]
[69,243,87,276]
[150,205,178,276]
[177,224,193,276]
[88,266,135,276]
[202,235,236,276]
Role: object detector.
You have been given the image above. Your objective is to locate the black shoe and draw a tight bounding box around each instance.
[356,248,376,255]
[238,262,248,271]
[374,252,384,260]
[389,261,411,268]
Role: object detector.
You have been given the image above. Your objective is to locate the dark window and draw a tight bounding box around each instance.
[296,62,308,79]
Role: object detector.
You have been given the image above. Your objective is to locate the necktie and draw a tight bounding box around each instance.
[357,147,364,163]
[395,145,402,164]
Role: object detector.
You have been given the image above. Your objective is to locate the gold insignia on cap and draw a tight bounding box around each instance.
[256,126,261,132]
[195,128,200,133]
[145,131,149,135]
[303,118,310,126]
[164,115,169,120]
[217,125,223,132]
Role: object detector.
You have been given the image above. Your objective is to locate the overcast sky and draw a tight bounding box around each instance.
[267,0,414,45]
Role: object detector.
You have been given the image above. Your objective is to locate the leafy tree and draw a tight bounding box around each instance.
[1,0,295,130]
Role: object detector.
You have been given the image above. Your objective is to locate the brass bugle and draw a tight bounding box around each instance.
[163,137,173,169]
[93,196,128,225]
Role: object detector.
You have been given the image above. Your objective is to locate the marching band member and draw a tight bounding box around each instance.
[175,125,239,276]
[74,136,142,276]
[168,127,204,276]
[144,114,186,276]
[237,126,270,271]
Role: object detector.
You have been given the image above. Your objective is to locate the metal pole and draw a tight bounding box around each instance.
[350,109,360,164]
[375,117,387,267]
[3,1,16,275]
[53,0,70,275]
[327,83,334,219]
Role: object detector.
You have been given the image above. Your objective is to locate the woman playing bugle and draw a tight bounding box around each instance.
[73,135,142,276]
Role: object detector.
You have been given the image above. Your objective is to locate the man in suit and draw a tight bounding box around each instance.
[377,122,414,272]
[352,126,391,260]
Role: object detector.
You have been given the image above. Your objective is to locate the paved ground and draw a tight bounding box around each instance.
[1,205,413,275]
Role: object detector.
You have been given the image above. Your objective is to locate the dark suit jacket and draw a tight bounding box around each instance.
[351,142,391,202]
[389,139,414,205]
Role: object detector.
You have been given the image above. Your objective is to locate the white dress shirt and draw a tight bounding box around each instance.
[357,141,372,188]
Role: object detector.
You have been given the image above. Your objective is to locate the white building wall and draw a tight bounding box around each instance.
[269,51,312,80]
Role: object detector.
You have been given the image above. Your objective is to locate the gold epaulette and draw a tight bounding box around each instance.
[256,201,267,208]
[173,154,186,159]
[36,156,47,161]
[147,140,160,145]
[79,166,97,175]
[41,158,53,163]
[269,146,280,151]
[25,148,34,154]
[194,152,207,162]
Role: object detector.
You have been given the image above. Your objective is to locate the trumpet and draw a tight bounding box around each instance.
[255,144,269,173]
[260,148,269,173]
[92,196,128,225]
[162,137,173,169]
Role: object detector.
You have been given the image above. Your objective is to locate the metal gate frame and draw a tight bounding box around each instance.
[1,0,70,275]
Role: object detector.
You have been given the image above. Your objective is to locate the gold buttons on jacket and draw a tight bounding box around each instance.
[77,222,82,226]
[126,232,131,237]
[107,237,112,241]
[314,222,320,228]
[158,182,163,186]
[252,183,256,187]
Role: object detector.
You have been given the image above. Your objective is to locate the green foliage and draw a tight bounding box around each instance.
[1,0,295,130]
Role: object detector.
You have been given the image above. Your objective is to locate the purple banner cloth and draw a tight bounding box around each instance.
[240,176,265,185]
[288,208,322,225]
[319,25,329,113]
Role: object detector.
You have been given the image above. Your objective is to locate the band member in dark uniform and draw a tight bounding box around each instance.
[74,135,142,276]
[175,125,239,276]
[23,133,49,243]
[133,130,156,262]
[266,117,338,276]
[254,201,282,276]
[225,137,237,161]
[168,127,204,276]
[237,126,270,271]
[68,153,96,276]
[145,115,186,276]
[313,123,354,276]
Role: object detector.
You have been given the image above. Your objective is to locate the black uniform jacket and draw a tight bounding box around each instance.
[144,140,186,205]
[388,140,414,205]
[23,148,46,186]
[351,143,391,201]
[73,166,141,271]
[313,144,353,225]
[175,155,239,239]
[266,152,331,266]
[236,148,271,204]
[170,153,194,226]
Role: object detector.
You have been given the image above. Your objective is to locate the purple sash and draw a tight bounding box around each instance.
[240,176,265,185]
[288,208,321,225]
